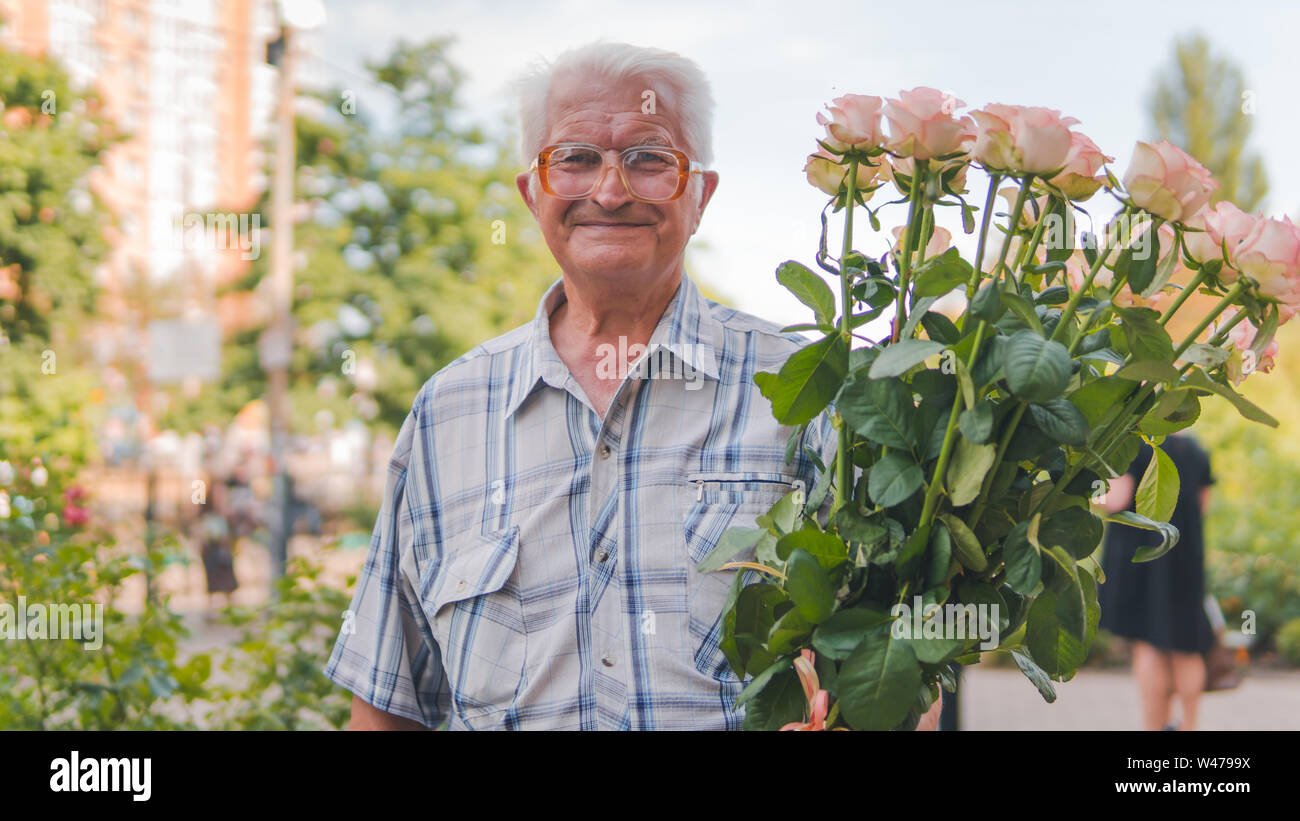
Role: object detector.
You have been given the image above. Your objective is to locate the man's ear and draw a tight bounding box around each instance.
[516,171,539,219]
[690,170,720,235]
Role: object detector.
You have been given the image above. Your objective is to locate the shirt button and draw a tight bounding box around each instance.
[598,444,612,460]
[594,548,609,563]
[455,580,466,592]
[601,655,615,667]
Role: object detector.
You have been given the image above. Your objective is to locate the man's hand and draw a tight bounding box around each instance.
[915,692,943,731]
[348,695,432,730]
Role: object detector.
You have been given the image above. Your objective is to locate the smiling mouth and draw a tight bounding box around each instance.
[574,222,652,228]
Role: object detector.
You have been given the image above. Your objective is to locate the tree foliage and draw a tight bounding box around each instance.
[1147,33,1269,211]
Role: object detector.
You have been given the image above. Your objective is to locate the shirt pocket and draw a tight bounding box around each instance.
[681,473,793,684]
[418,525,525,730]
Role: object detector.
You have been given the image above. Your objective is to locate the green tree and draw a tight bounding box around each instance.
[1147,33,1269,211]
[178,37,561,437]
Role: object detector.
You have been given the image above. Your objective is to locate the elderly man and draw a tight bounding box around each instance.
[326,41,938,731]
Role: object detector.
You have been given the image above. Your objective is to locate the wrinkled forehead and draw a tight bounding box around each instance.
[544,72,684,150]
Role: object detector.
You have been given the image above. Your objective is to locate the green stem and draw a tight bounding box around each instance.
[969,173,1002,295]
[1051,209,1131,344]
[892,159,929,343]
[1172,281,1247,359]
[1158,268,1210,327]
[969,403,1027,528]
[994,176,1033,292]
[834,156,860,510]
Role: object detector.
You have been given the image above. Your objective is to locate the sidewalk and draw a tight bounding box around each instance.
[958,665,1300,730]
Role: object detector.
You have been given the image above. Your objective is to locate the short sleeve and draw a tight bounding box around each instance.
[323,398,449,728]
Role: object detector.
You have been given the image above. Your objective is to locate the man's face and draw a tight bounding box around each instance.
[516,75,719,293]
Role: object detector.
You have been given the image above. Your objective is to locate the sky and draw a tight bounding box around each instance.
[310,0,1299,329]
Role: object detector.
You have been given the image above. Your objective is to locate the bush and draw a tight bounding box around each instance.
[1277,618,1300,667]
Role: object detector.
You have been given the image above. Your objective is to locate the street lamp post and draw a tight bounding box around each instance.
[263,0,325,581]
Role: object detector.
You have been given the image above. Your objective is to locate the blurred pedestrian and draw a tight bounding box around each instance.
[1099,433,1215,730]
[197,477,240,610]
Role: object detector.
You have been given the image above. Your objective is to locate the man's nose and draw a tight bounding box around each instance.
[588,162,634,211]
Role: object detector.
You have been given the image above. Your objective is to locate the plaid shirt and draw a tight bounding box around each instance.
[325,274,835,730]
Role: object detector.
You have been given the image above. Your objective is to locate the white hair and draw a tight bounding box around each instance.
[513,41,715,202]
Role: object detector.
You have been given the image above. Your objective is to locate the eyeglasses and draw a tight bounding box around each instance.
[530,142,705,203]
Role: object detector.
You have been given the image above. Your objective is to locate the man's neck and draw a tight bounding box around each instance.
[553,271,680,343]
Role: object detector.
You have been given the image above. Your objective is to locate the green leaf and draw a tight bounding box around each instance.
[900,296,939,340]
[767,608,815,655]
[837,377,915,450]
[1115,307,1175,363]
[812,607,893,660]
[1180,342,1230,370]
[938,513,987,572]
[1001,292,1044,336]
[741,665,807,730]
[837,625,922,730]
[832,507,888,548]
[958,399,996,444]
[776,260,837,326]
[1002,520,1041,595]
[775,528,849,571]
[1012,649,1057,703]
[1043,545,1086,640]
[920,311,963,345]
[1038,506,1104,560]
[1115,221,1160,294]
[1028,398,1091,446]
[970,280,1004,322]
[926,522,953,588]
[1115,360,1181,383]
[945,438,996,507]
[734,657,792,709]
[1068,376,1131,427]
[911,247,974,297]
[1004,330,1071,403]
[868,451,924,508]
[696,527,763,573]
[784,548,836,624]
[753,334,849,427]
[1181,368,1279,427]
[1104,510,1181,562]
[868,339,947,379]
[1135,444,1180,524]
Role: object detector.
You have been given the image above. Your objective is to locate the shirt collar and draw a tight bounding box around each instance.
[504,274,722,418]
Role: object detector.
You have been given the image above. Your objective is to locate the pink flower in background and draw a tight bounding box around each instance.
[998,186,1053,230]
[1184,201,1259,282]
[883,87,975,161]
[881,153,970,196]
[817,94,887,152]
[970,103,1078,175]
[1224,310,1279,384]
[1233,215,1300,301]
[1046,131,1113,201]
[1122,140,1218,222]
[803,146,880,197]
[891,224,952,261]
[781,649,830,731]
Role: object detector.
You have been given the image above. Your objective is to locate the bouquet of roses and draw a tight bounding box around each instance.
[704,88,1299,731]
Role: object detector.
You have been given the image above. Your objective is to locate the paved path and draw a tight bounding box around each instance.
[958,665,1300,730]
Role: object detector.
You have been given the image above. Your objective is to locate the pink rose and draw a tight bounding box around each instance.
[1122,140,1219,222]
[882,154,969,196]
[817,94,886,152]
[891,224,952,261]
[998,186,1052,230]
[1184,201,1259,283]
[883,87,975,161]
[1225,310,1279,384]
[803,146,881,197]
[1233,215,1300,301]
[1046,131,1114,201]
[970,103,1079,175]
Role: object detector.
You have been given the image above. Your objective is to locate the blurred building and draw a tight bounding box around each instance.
[0,0,278,358]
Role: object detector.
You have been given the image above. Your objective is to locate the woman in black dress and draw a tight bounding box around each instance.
[1099,433,1215,730]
